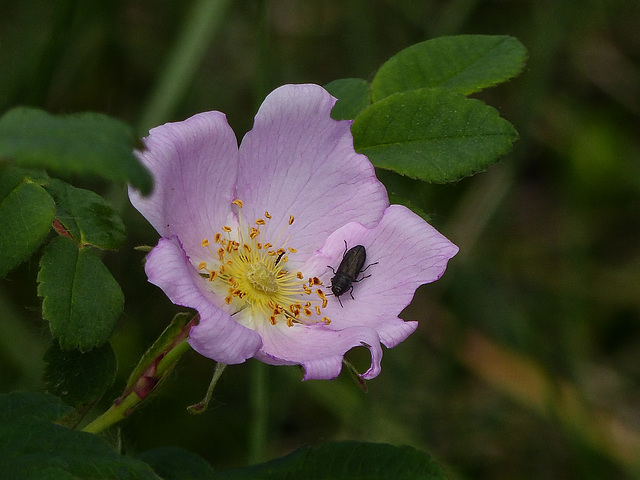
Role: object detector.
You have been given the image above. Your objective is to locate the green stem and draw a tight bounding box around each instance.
[187,362,227,414]
[82,389,141,434]
[157,338,192,375]
[248,360,268,464]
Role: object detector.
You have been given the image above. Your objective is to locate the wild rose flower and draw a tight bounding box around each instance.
[129,84,458,380]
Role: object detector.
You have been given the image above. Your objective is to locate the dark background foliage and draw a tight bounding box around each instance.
[1,1,639,478]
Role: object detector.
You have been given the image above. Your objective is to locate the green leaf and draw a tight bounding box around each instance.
[214,442,447,480]
[46,178,126,250]
[0,392,160,480]
[325,78,372,120]
[352,88,518,183]
[377,169,432,221]
[0,391,73,423]
[0,165,49,201]
[43,341,117,408]
[388,193,430,222]
[371,35,528,100]
[0,107,152,194]
[138,447,215,480]
[0,168,55,278]
[38,236,124,351]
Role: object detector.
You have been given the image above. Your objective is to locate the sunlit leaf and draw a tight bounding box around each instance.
[371,35,527,100]
[352,88,518,183]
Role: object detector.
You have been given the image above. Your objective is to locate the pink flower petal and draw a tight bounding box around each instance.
[236,84,389,264]
[145,236,262,364]
[251,321,383,380]
[305,204,458,346]
[129,111,239,261]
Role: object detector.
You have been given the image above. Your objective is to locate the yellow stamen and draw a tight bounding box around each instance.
[197,199,331,328]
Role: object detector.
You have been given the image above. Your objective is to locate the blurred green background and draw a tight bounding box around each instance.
[1,1,640,479]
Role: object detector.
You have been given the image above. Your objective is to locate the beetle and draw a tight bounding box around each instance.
[328,241,377,307]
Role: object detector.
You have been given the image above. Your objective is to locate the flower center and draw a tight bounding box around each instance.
[247,263,278,293]
[198,199,330,327]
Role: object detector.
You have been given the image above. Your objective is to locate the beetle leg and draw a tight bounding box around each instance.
[353,273,372,283]
[360,261,378,274]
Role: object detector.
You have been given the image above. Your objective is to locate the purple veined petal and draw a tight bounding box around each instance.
[145,236,262,364]
[251,320,384,380]
[235,84,389,265]
[305,204,458,347]
[129,111,240,262]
